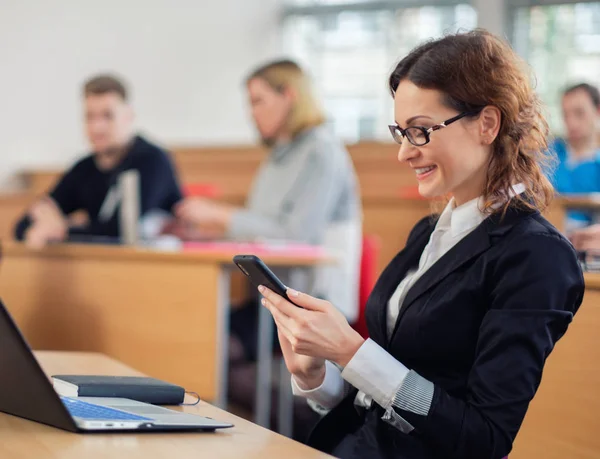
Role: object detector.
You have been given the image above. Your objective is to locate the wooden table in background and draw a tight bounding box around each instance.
[0,192,36,238]
[20,146,599,274]
[16,144,426,274]
[0,351,331,459]
[0,242,330,420]
[512,272,600,459]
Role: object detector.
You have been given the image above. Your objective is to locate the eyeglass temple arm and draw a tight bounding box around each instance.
[430,109,484,132]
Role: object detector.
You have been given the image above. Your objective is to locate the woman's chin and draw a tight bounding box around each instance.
[417,183,444,200]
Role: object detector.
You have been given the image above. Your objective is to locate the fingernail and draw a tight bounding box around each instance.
[258,285,265,293]
[261,298,266,306]
[287,289,300,297]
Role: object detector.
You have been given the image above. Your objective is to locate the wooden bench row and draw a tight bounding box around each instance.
[7,143,595,272]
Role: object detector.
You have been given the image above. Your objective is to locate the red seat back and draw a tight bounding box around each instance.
[353,235,381,338]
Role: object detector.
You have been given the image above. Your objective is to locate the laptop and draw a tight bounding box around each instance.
[0,299,233,432]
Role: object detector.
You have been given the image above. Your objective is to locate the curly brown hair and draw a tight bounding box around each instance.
[389,29,555,214]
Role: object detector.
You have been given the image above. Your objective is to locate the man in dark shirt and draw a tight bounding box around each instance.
[15,74,182,248]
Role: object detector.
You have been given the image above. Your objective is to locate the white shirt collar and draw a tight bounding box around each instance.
[436,183,526,238]
[436,196,485,238]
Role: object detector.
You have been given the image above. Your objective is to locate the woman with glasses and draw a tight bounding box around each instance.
[257,30,584,459]
[175,59,361,440]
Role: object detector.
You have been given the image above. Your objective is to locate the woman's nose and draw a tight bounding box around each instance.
[397,140,419,163]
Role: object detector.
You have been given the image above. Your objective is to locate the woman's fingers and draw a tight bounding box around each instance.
[259,286,304,319]
[259,285,330,314]
[285,288,329,312]
[261,296,300,348]
[261,296,293,331]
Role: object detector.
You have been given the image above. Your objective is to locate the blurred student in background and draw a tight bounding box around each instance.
[175,59,362,438]
[550,83,600,230]
[14,75,182,248]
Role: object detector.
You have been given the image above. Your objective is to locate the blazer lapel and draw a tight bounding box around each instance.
[366,222,434,346]
[388,203,539,343]
[389,221,491,343]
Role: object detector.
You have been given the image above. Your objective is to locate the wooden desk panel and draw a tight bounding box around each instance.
[0,243,330,403]
[544,198,567,233]
[0,241,330,266]
[512,273,600,458]
[0,351,331,459]
[0,244,222,400]
[0,192,36,238]
[363,198,432,272]
[19,144,591,274]
[20,143,411,201]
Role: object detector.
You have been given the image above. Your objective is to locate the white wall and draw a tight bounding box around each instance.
[474,0,507,38]
[0,0,282,189]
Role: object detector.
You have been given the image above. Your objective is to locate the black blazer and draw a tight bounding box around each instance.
[309,205,584,459]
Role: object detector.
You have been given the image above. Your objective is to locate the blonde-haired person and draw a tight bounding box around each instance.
[257,31,584,458]
[248,59,326,146]
[175,59,362,437]
[177,59,361,319]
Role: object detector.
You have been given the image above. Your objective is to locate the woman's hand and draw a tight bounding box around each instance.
[275,326,326,390]
[174,197,235,228]
[570,224,600,251]
[25,198,68,249]
[259,286,365,370]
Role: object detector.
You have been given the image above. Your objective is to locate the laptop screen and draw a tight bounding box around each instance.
[0,300,77,431]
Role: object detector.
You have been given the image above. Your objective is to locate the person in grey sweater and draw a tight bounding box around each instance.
[175,59,362,440]
[176,60,362,321]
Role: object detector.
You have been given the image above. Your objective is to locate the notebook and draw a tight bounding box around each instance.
[52,375,186,405]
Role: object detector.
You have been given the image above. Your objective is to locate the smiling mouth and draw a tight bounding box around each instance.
[413,165,437,181]
[414,166,436,175]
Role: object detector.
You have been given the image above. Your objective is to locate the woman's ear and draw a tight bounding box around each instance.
[479,106,501,145]
[282,86,297,106]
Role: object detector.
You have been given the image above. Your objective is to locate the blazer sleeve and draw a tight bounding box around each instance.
[385,232,584,459]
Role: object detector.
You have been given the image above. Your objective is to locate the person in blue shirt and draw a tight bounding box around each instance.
[14,75,182,248]
[550,83,600,229]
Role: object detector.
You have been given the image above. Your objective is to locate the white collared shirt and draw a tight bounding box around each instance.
[385,193,488,338]
[292,185,526,412]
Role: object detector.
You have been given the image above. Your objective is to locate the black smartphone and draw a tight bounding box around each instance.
[233,254,288,298]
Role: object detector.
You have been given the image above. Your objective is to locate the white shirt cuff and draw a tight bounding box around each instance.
[341,338,410,409]
[291,360,346,410]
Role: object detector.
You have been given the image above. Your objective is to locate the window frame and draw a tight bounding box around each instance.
[505,0,600,46]
[281,0,479,141]
[281,0,600,140]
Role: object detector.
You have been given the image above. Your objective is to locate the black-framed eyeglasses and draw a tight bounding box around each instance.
[388,110,482,147]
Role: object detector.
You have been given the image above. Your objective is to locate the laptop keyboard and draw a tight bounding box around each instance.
[61,397,152,421]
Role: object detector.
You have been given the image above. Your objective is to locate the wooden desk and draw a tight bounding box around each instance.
[23,148,600,273]
[0,351,331,459]
[0,192,36,238]
[512,273,600,458]
[545,194,600,234]
[16,144,420,274]
[559,194,600,212]
[544,197,568,233]
[0,242,329,415]
[20,143,407,200]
